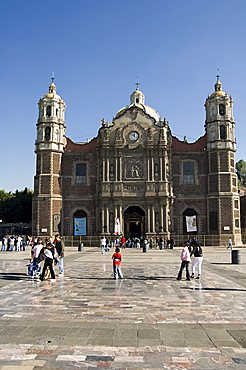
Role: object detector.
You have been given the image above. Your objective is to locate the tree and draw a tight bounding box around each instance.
[236,159,246,187]
[0,188,33,223]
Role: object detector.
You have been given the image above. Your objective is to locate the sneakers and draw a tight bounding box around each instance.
[196,275,200,279]
[186,278,191,281]
[191,274,195,279]
[176,277,181,281]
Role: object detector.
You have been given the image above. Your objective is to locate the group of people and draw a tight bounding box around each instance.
[27,234,65,282]
[177,237,203,281]
[1,235,27,252]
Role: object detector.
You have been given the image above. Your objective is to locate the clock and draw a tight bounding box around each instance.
[129,131,139,142]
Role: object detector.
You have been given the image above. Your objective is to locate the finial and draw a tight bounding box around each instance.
[51,72,55,84]
[135,75,140,90]
[216,68,220,82]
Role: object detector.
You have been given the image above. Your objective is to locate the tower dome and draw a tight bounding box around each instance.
[115,85,161,122]
[130,88,145,105]
[44,80,62,101]
[209,75,226,99]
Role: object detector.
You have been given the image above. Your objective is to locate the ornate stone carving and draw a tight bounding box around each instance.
[124,184,142,192]
[130,108,138,120]
[126,158,143,178]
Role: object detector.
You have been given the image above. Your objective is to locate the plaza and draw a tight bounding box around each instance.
[0,246,246,369]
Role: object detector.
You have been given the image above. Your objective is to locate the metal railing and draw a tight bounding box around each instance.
[61,234,242,248]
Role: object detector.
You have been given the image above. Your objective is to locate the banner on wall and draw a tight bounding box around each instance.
[74,217,87,236]
[114,217,121,235]
[186,215,197,232]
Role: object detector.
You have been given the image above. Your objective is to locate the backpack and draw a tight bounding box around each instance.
[195,245,203,257]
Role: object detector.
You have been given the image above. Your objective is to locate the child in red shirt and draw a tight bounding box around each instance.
[112,247,123,280]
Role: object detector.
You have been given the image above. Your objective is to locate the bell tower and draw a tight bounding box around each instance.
[205,76,241,244]
[32,78,66,237]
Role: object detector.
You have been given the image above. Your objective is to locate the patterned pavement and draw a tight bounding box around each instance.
[0,246,246,369]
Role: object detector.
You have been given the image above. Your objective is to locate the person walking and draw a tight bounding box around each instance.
[227,237,233,250]
[31,237,44,277]
[100,236,106,254]
[190,241,203,279]
[2,236,7,251]
[177,241,191,281]
[39,243,56,282]
[112,247,123,280]
[53,234,65,275]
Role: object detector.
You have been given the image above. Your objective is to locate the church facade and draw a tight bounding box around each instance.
[32,77,242,245]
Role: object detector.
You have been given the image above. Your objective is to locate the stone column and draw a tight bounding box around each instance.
[119,205,122,234]
[106,207,109,233]
[152,206,155,233]
[147,158,150,181]
[102,159,105,182]
[107,158,110,181]
[101,208,105,233]
[119,157,122,181]
[152,158,155,181]
[160,206,164,231]
[147,207,151,233]
[164,203,169,232]
[115,157,118,181]
[160,157,163,181]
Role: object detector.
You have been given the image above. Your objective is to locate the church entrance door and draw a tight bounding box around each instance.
[124,206,145,238]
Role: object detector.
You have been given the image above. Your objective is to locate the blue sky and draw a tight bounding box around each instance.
[1,0,246,191]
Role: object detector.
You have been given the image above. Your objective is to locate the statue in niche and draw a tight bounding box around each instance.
[154,163,159,178]
[147,128,152,139]
[54,129,59,142]
[131,164,140,178]
[210,105,215,118]
[130,108,138,120]
[116,130,121,140]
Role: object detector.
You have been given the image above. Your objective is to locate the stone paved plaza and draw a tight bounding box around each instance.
[0,245,246,369]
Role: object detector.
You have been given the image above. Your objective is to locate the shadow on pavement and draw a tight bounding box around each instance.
[182,287,246,292]
[0,273,29,280]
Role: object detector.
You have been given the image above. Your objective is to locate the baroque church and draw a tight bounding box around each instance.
[32,77,242,245]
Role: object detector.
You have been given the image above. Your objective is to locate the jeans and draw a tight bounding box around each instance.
[113,265,123,279]
[40,257,55,280]
[58,257,64,274]
[177,261,190,280]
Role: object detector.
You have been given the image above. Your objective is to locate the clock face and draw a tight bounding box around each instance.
[129,131,139,142]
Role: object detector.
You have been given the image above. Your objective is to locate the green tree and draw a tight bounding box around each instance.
[236,159,246,186]
[0,188,33,223]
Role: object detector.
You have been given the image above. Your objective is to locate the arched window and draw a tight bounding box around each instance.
[46,106,51,117]
[74,210,87,236]
[45,127,51,141]
[219,104,225,116]
[183,208,197,234]
[220,125,226,140]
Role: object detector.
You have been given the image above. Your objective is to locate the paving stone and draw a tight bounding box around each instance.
[0,247,246,368]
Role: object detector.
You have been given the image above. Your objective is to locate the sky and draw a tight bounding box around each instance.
[1,0,246,192]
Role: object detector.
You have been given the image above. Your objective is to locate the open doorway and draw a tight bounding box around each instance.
[124,206,145,238]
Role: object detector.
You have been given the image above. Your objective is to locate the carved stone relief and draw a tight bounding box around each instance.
[125,158,143,179]
[130,108,138,120]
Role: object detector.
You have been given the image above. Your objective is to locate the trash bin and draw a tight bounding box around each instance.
[78,242,83,252]
[231,249,240,264]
